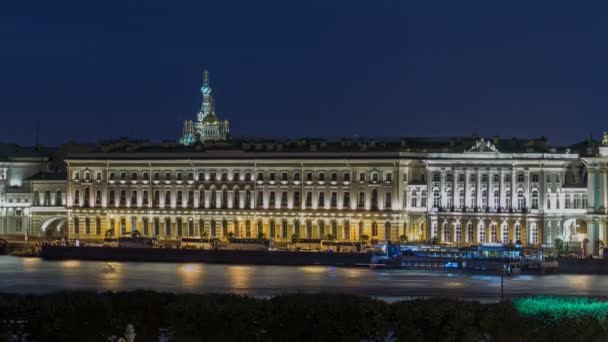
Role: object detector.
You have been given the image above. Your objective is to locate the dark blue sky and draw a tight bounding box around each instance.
[1,0,607,146]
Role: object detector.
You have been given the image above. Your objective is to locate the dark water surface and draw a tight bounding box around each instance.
[1,256,607,300]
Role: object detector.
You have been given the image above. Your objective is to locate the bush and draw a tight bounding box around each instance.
[165,294,268,341]
[269,293,389,341]
[2,292,608,341]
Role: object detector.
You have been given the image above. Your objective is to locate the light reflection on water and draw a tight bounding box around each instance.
[3,256,608,299]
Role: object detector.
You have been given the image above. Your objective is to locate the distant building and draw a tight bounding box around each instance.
[180,70,230,145]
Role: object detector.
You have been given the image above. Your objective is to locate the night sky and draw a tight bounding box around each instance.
[2,1,608,146]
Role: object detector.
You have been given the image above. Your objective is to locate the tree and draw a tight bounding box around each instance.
[291,234,300,243]
[554,238,564,257]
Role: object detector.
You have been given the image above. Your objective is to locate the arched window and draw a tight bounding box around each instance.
[306,220,313,238]
[501,223,508,244]
[96,217,102,235]
[467,223,474,242]
[222,188,228,209]
[84,217,90,234]
[176,217,183,236]
[74,217,80,235]
[493,189,499,209]
[531,190,539,209]
[490,223,497,243]
[199,190,205,208]
[120,218,127,235]
[269,220,276,238]
[257,220,263,237]
[233,220,239,237]
[210,189,217,209]
[319,220,325,237]
[446,189,453,208]
[470,189,476,208]
[384,192,392,209]
[433,189,441,208]
[515,224,522,243]
[530,223,538,244]
[294,220,300,237]
[458,189,465,208]
[152,218,159,236]
[164,191,171,206]
[222,219,228,236]
[371,189,378,210]
[411,189,418,207]
[84,187,90,207]
[211,219,217,237]
[455,223,462,243]
[282,220,288,238]
[343,220,350,240]
[505,189,511,209]
[420,190,427,207]
[234,189,240,208]
[479,223,486,243]
[33,191,40,206]
[385,221,391,241]
[198,219,204,236]
[331,221,338,238]
[358,221,364,240]
[431,222,438,238]
[517,190,526,210]
[50,191,56,206]
[442,222,450,242]
[164,218,171,236]
[245,220,251,238]
[371,222,378,236]
[245,189,251,209]
[481,189,488,209]
[143,217,149,236]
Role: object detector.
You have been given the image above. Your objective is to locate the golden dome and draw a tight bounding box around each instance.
[202,113,219,126]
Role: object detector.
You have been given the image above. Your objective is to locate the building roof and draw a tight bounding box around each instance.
[26,172,66,181]
[0,143,55,161]
[62,135,594,161]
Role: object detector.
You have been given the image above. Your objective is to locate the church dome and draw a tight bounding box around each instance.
[200,84,212,95]
[202,113,219,126]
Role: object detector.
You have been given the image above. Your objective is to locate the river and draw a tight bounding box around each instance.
[1,256,607,301]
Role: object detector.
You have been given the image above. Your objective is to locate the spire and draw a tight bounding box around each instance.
[200,69,212,95]
[203,69,209,87]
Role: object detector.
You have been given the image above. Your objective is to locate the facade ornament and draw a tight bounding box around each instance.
[603,131,608,146]
[466,138,499,153]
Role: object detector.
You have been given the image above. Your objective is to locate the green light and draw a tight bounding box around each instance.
[514,296,608,320]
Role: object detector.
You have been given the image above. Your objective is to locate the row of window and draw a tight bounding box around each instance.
[431,222,536,244]
[73,170,394,183]
[33,190,63,206]
[73,188,394,210]
[431,172,563,184]
[423,189,587,210]
[73,217,391,239]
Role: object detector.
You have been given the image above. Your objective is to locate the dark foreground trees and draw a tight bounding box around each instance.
[0,292,606,341]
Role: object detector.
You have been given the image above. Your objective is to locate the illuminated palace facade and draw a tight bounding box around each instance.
[5,70,608,256]
[62,136,593,251]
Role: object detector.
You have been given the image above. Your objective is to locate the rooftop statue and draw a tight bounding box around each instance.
[466,138,499,153]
